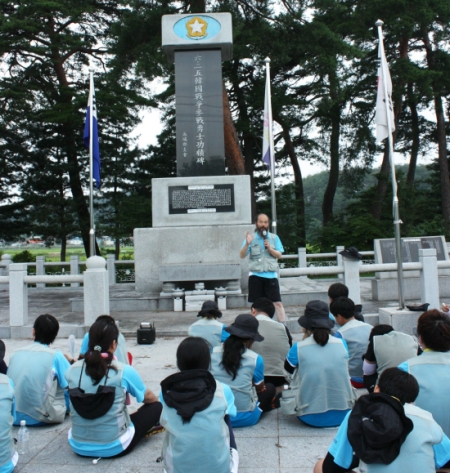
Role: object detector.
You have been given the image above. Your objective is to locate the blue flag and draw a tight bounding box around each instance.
[83,75,101,188]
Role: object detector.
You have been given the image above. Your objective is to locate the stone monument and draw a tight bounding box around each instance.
[372,236,450,300]
[134,13,253,309]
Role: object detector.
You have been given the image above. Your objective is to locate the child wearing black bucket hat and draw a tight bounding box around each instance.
[282,300,357,427]
[314,368,450,473]
[188,300,230,348]
[210,314,276,427]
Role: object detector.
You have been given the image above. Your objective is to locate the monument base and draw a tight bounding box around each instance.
[372,276,450,301]
[134,224,253,294]
[379,307,422,336]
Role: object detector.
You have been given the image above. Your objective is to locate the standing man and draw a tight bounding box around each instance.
[239,213,287,323]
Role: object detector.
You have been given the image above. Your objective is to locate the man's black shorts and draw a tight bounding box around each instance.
[248,275,281,303]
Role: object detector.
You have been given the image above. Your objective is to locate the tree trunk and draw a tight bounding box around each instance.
[406,82,420,186]
[434,93,450,231]
[370,36,409,220]
[322,106,340,225]
[60,238,66,262]
[243,133,257,220]
[223,83,245,175]
[322,66,340,225]
[49,15,99,257]
[115,238,120,261]
[422,29,450,233]
[274,114,306,246]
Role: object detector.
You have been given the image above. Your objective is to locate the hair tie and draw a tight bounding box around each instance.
[94,345,101,352]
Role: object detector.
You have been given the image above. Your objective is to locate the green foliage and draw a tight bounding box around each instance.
[12,250,36,263]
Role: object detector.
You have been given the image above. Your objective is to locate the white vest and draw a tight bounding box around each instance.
[210,345,258,412]
[289,336,357,416]
[188,318,223,348]
[251,315,290,377]
[0,375,15,468]
[373,331,418,376]
[160,381,230,473]
[8,343,66,423]
[337,319,372,378]
[406,351,450,437]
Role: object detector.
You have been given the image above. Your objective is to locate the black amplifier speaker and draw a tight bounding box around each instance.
[137,322,156,344]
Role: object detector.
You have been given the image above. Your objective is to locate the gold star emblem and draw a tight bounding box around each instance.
[186,16,208,38]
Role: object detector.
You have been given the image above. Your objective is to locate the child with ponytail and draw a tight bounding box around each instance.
[65,316,162,458]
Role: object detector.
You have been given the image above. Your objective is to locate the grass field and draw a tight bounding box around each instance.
[0,246,135,262]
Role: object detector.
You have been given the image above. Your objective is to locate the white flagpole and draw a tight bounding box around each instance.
[376,20,405,309]
[265,57,277,235]
[88,68,96,257]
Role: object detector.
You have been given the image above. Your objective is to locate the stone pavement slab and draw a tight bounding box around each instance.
[2,335,354,473]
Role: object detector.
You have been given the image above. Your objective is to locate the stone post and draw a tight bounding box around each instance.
[9,263,28,326]
[106,254,116,285]
[70,255,80,288]
[83,256,110,327]
[298,247,307,278]
[336,246,344,280]
[0,254,12,290]
[36,255,45,288]
[419,248,440,309]
[342,256,361,304]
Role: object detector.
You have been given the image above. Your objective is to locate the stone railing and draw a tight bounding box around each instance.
[0,256,110,337]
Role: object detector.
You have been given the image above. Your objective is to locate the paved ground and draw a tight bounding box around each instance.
[3,335,344,473]
[0,277,406,472]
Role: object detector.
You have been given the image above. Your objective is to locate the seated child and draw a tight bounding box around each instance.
[160,337,238,473]
[399,309,450,438]
[188,300,229,348]
[78,315,129,365]
[250,297,292,390]
[0,347,17,473]
[327,283,364,329]
[363,324,419,392]
[314,368,450,473]
[331,297,372,388]
[284,300,357,427]
[210,314,275,428]
[7,314,70,425]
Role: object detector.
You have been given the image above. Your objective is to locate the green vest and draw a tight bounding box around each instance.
[8,343,66,423]
[160,381,230,473]
[289,336,357,416]
[337,319,372,378]
[406,351,450,437]
[0,374,15,468]
[66,360,131,444]
[248,232,279,273]
[251,315,290,377]
[210,346,258,412]
[188,318,223,348]
[373,331,418,376]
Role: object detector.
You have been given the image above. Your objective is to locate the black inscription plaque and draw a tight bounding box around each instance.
[169,184,235,214]
[175,49,225,177]
[378,236,447,263]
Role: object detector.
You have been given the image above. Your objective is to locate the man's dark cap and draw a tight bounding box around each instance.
[339,247,363,261]
[347,393,413,465]
[225,314,264,342]
[197,300,222,318]
[298,300,334,330]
